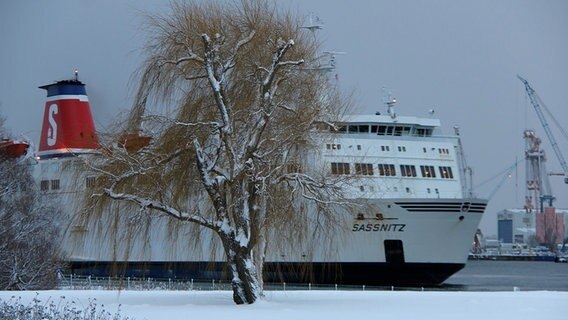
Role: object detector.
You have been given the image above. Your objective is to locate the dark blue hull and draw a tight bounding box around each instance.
[68,261,465,286]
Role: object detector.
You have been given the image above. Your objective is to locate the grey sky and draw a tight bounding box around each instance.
[1,0,567,236]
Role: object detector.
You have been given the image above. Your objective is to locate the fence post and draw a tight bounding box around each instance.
[70,274,73,288]
[127,277,130,290]
[308,283,311,291]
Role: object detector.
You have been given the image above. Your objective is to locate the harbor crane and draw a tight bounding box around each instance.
[517,75,568,184]
[523,130,554,212]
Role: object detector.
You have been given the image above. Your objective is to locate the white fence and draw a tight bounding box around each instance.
[57,274,231,291]
[56,274,443,292]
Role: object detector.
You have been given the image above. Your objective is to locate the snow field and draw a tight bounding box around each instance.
[0,289,565,320]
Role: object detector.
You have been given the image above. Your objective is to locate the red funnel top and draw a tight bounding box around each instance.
[37,79,99,159]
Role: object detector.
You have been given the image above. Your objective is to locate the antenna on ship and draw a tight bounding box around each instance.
[382,87,397,119]
[302,13,324,33]
[302,13,346,74]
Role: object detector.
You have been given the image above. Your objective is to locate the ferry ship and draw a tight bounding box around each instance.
[31,78,487,287]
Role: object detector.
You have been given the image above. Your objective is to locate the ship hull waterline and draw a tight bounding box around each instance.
[68,261,465,287]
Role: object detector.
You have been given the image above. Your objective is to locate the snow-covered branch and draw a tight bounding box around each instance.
[162,54,204,66]
[102,188,212,228]
[277,172,350,206]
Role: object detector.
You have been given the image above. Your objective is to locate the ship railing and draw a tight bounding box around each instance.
[55,273,474,292]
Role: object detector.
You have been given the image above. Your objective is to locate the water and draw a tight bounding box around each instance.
[444,260,568,291]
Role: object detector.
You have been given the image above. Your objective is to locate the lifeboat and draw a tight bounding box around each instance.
[118,132,152,152]
[0,139,30,158]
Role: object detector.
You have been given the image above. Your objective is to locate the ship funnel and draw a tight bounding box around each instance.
[37,78,99,159]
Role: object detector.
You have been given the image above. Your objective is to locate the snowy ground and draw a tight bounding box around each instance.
[1,289,566,320]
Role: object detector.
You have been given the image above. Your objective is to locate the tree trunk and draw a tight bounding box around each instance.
[222,238,261,304]
[253,232,266,297]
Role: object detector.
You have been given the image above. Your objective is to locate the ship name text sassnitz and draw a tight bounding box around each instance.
[351,223,406,232]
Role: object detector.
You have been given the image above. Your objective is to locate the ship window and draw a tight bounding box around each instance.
[86,176,96,188]
[400,165,417,177]
[427,188,431,194]
[355,163,374,175]
[336,125,347,133]
[384,240,405,263]
[405,187,410,193]
[348,125,358,133]
[377,126,387,135]
[378,164,396,176]
[371,125,378,133]
[439,166,454,179]
[423,147,427,153]
[40,180,50,191]
[331,162,350,175]
[420,165,436,178]
[357,145,361,150]
[328,143,341,150]
[386,126,394,135]
[358,125,369,133]
[415,128,433,137]
[50,179,60,190]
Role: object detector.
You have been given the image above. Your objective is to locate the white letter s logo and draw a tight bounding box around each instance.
[47,103,58,146]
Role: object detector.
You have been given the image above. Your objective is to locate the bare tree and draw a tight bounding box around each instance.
[84,0,347,304]
[0,119,63,290]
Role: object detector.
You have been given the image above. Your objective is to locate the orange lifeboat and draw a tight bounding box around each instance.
[118,132,152,152]
[0,139,30,158]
